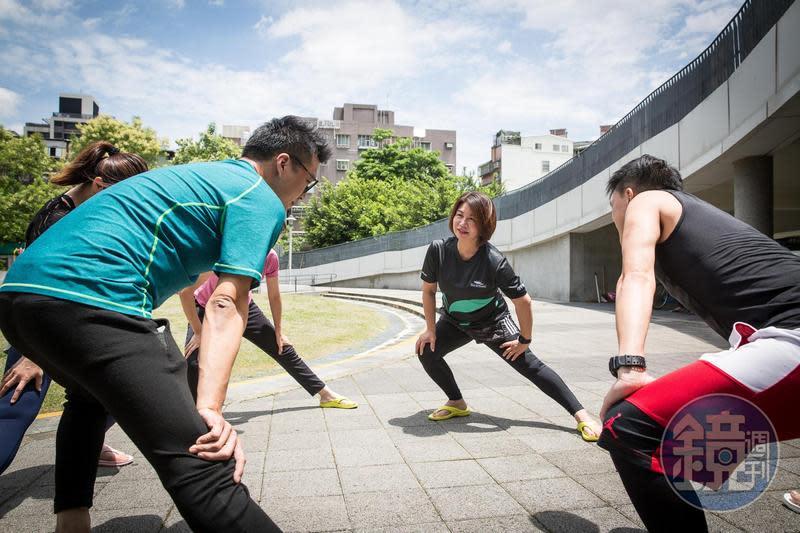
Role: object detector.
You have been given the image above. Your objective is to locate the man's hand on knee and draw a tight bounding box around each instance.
[600,368,655,420]
[190,407,246,483]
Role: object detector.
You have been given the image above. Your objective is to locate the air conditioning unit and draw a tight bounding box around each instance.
[445,142,454,149]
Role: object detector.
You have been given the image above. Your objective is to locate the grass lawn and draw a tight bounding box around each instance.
[0,293,387,414]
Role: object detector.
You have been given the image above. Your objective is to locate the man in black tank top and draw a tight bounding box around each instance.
[596,155,800,532]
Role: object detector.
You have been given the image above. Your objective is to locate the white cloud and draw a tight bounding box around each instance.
[82,17,100,30]
[253,15,273,36]
[0,86,22,118]
[265,0,485,92]
[168,0,186,9]
[209,0,224,6]
[497,40,512,54]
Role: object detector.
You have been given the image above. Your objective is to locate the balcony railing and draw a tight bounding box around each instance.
[479,160,500,176]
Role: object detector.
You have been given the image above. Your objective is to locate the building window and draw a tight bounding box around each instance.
[49,147,57,157]
[357,135,375,149]
[336,134,350,148]
[336,159,350,171]
[534,143,542,150]
[561,145,569,152]
[552,144,559,151]
[420,141,432,151]
[542,160,550,173]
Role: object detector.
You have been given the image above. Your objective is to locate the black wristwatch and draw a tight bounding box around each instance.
[608,355,646,378]
[517,334,532,345]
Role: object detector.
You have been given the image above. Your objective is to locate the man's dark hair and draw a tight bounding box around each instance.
[242,115,331,165]
[606,154,683,196]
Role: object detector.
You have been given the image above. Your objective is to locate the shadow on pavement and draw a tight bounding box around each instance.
[388,410,573,437]
[93,514,189,532]
[533,510,645,532]
[0,465,54,518]
[225,405,317,425]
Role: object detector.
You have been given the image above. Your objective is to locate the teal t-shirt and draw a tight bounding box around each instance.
[1,159,285,318]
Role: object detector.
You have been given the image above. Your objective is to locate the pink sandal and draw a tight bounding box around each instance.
[97,444,134,467]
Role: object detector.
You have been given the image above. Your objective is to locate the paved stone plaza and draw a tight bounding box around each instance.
[1,292,799,532]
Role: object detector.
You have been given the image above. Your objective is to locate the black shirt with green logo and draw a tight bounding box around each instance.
[421,237,527,335]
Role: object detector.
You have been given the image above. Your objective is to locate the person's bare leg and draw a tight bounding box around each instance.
[431,398,468,418]
[56,508,90,533]
[574,408,601,438]
[317,386,340,403]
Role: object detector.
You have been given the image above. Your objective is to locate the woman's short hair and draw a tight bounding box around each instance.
[448,191,497,244]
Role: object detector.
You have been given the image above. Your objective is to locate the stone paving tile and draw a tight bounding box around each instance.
[447,514,547,532]
[263,494,350,532]
[91,507,170,532]
[428,483,526,521]
[333,444,405,468]
[92,480,173,511]
[503,477,606,513]
[0,483,54,518]
[533,506,643,532]
[409,459,494,489]
[329,428,394,449]
[396,436,471,463]
[344,488,440,529]
[352,522,449,533]
[574,472,633,506]
[267,430,331,451]
[614,504,745,532]
[339,463,420,493]
[779,457,800,476]
[541,446,617,477]
[264,447,335,472]
[477,454,564,483]
[456,433,535,459]
[384,423,449,442]
[324,412,383,431]
[263,469,342,498]
[0,513,57,532]
[711,491,800,533]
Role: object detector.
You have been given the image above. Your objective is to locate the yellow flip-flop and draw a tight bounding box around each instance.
[577,421,599,442]
[428,405,471,421]
[319,397,358,409]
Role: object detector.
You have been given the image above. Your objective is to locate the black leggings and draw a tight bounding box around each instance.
[418,318,583,415]
[186,300,325,398]
[611,453,708,532]
[0,293,278,532]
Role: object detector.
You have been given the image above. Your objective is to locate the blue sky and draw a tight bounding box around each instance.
[0,0,742,173]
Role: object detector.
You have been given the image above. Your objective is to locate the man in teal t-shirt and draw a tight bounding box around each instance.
[0,116,330,532]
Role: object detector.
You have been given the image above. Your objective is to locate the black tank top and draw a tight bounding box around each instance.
[24,194,75,247]
[655,190,800,338]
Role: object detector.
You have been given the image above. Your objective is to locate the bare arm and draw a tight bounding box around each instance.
[266,275,288,354]
[416,281,438,355]
[266,276,282,334]
[180,272,213,337]
[600,194,661,418]
[500,294,533,361]
[614,195,661,356]
[195,273,251,412]
[512,294,533,340]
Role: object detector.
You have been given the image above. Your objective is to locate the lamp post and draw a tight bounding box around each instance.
[286,214,296,288]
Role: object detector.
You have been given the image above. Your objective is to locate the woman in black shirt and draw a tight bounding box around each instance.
[416,192,600,441]
[0,141,148,473]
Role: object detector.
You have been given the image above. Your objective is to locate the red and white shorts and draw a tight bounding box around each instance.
[599,323,800,472]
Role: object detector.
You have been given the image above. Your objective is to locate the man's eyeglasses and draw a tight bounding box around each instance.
[289,154,318,194]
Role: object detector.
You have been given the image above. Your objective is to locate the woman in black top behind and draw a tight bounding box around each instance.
[0,141,148,474]
[416,191,600,441]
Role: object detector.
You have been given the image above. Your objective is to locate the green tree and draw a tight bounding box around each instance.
[69,115,162,167]
[303,131,504,248]
[0,126,58,186]
[0,126,64,243]
[0,177,64,242]
[173,123,242,165]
